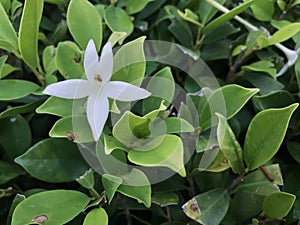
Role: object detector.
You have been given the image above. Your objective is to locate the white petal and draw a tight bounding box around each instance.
[104,81,151,101]
[99,42,113,83]
[84,39,101,81]
[43,80,91,99]
[86,93,109,141]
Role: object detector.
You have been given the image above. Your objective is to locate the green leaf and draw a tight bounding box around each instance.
[36,96,85,117]
[76,169,95,189]
[118,168,151,208]
[199,0,226,24]
[216,113,244,174]
[0,3,18,54]
[182,188,230,225]
[126,0,153,15]
[49,115,94,143]
[0,161,23,184]
[242,60,276,78]
[15,138,89,182]
[83,208,108,225]
[67,0,102,51]
[19,0,43,69]
[12,190,90,225]
[268,23,300,45]
[200,84,259,130]
[287,142,300,164]
[43,45,57,74]
[104,6,134,42]
[102,174,122,203]
[0,80,40,100]
[244,103,298,170]
[0,100,44,119]
[151,192,179,207]
[0,115,31,159]
[247,0,275,21]
[104,134,128,155]
[198,148,230,172]
[0,55,7,76]
[128,135,186,177]
[177,9,202,27]
[112,36,146,86]
[203,0,257,34]
[55,41,84,79]
[263,192,296,219]
[163,117,195,133]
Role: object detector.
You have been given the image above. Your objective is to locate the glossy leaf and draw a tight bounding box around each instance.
[55,41,84,79]
[12,190,90,225]
[76,169,94,189]
[104,6,134,41]
[118,168,151,208]
[216,113,244,174]
[248,0,275,21]
[67,0,102,50]
[15,138,89,182]
[0,80,40,100]
[128,135,186,177]
[242,61,276,78]
[126,0,153,15]
[182,188,230,225]
[244,104,298,170]
[0,115,31,159]
[263,192,296,219]
[0,3,18,54]
[83,208,108,225]
[200,84,259,130]
[102,174,122,203]
[269,23,300,45]
[203,0,256,33]
[19,0,43,69]
[0,161,23,184]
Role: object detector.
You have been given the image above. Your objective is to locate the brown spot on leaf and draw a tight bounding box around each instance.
[31,215,48,224]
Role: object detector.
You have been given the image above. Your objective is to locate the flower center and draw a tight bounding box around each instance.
[94,74,103,84]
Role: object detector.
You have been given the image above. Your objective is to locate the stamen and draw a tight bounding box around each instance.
[94,74,102,83]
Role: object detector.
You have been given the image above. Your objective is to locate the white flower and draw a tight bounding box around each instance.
[43,39,151,141]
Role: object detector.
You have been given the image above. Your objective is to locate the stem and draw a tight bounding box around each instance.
[32,67,45,86]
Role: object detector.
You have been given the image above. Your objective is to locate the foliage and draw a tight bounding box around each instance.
[0,0,300,224]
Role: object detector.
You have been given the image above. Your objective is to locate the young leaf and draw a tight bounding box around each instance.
[263,192,296,219]
[268,23,300,45]
[216,113,244,174]
[19,0,44,69]
[0,3,18,54]
[244,103,299,171]
[67,0,102,51]
[102,174,122,203]
[12,190,90,225]
[182,188,230,225]
[83,208,108,225]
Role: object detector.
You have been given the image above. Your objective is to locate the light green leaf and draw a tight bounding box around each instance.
[12,190,90,225]
[67,0,102,51]
[263,192,296,219]
[19,0,43,69]
[182,188,230,225]
[242,61,276,78]
[0,3,18,54]
[15,138,89,182]
[216,113,244,174]
[151,192,179,207]
[42,45,57,75]
[104,134,128,155]
[76,169,94,189]
[49,115,94,143]
[244,103,299,170]
[102,174,122,203]
[200,84,259,130]
[56,41,84,79]
[203,0,257,34]
[0,80,40,100]
[83,208,108,225]
[198,148,230,172]
[126,0,153,15]
[104,6,134,42]
[128,135,186,177]
[118,168,151,208]
[292,0,300,6]
[177,9,202,27]
[108,31,127,46]
[163,117,194,133]
[268,23,300,45]
[0,160,23,184]
[36,96,86,117]
[0,55,7,76]
[112,36,146,86]
[0,115,31,159]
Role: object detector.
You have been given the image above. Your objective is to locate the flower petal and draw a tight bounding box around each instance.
[84,39,101,81]
[99,42,113,83]
[43,80,91,99]
[104,81,151,101]
[86,93,109,141]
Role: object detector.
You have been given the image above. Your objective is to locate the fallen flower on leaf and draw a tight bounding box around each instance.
[43,39,151,141]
